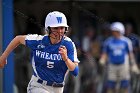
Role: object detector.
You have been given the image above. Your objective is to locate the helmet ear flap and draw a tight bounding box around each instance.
[65,27,68,31]
[64,27,69,34]
[45,27,51,34]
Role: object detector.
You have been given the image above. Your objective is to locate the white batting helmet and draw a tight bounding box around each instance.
[110,22,125,35]
[45,11,68,30]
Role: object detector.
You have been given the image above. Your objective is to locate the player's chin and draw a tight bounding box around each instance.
[57,35,64,40]
[59,36,63,40]
[0,65,4,68]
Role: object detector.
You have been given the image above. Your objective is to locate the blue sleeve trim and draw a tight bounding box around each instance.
[70,66,79,76]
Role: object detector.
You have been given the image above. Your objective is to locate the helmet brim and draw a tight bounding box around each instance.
[49,24,69,27]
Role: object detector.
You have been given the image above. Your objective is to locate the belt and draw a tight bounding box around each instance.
[37,79,64,87]
[33,76,64,87]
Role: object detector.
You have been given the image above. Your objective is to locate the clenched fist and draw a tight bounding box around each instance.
[59,45,68,61]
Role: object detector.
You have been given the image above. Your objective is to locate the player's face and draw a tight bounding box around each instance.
[112,30,121,38]
[50,26,65,40]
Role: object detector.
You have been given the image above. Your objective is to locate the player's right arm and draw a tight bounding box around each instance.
[0,35,26,68]
[99,53,107,66]
[99,38,109,66]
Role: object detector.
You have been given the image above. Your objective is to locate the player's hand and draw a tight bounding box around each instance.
[0,55,7,68]
[131,64,140,74]
[99,58,106,67]
[59,45,68,61]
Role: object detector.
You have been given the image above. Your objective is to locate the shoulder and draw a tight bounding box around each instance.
[63,36,76,49]
[63,36,73,42]
[121,36,132,45]
[25,34,48,41]
[121,36,131,42]
[104,37,113,44]
[63,36,74,45]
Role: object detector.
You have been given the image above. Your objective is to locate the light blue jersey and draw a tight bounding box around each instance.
[103,36,133,64]
[25,34,79,83]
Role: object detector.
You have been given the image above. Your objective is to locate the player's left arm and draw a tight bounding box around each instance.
[129,52,140,74]
[127,39,136,65]
[127,39,139,74]
[59,45,79,76]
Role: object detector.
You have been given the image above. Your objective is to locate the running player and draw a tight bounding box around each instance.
[0,11,80,93]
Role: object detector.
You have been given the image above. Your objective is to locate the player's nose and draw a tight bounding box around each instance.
[57,28,62,32]
[56,27,65,33]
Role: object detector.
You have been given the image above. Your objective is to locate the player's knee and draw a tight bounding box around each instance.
[107,80,116,89]
[120,80,129,88]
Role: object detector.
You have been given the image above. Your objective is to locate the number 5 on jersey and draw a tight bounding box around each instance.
[47,61,54,68]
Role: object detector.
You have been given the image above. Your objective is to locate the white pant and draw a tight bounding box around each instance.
[107,63,130,81]
[27,76,64,93]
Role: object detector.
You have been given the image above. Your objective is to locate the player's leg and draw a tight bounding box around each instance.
[119,63,130,93]
[53,87,64,93]
[120,80,129,93]
[107,80,116,93]
[107,64,117,93]
[27,80,50,93]
[27,76,51,93]
[27,87,50,93]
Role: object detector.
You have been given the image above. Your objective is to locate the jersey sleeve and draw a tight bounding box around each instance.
[102,39,109,53]
[126,38,133,53]
[70,42,80,63]
[65,41,80,63]
[25,34,44,50]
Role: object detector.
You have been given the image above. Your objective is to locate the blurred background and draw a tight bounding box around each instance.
[1,0,140,93]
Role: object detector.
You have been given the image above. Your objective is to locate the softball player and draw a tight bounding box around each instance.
[0,11,80,93]
[99,22,139,93]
